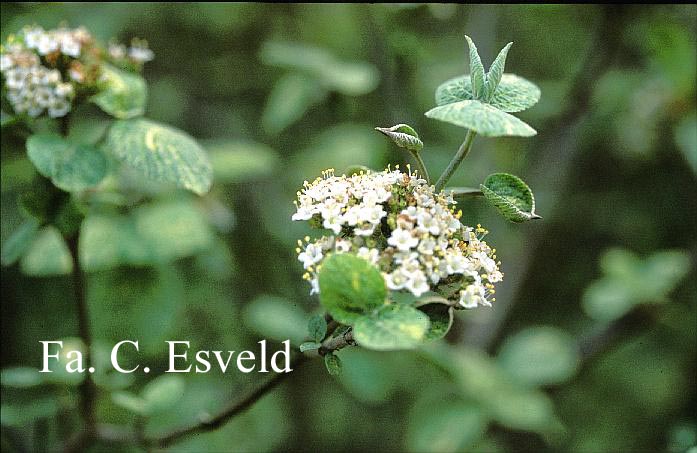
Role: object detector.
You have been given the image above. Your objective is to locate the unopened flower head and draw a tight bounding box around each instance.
[292,167,503,309]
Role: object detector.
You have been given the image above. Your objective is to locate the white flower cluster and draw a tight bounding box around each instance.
[108,38,154,65]
[0,26,91,118]
[292,167,503,309]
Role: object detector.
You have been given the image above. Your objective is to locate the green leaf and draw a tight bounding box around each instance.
[104,118,213,195]
[1,367,43,388]
[1,398,59,428]
[262,73,327,135]
[324,352,342,376]
[375,124,424,152]
[406,396,487,453]
[299,341,321,352]
[26,133,108,192]
[435,74,540,113]
[92,64,147,119]
[417,303,454,341]
[486,42,513,100]
[425,100,536,137]
[243,295,308,345]
[20,226,72,276]
[112,392,148,415]
[206,140,279,184]
[464,35,486,100]
[318,253,386,324]
[1,219,40,266]
[674,111,697,175]
[308,314,327,342]
[260,41,379,96]
[141,375,185,415]
[497,326,580,386]
[353,304,430,351]
[447,187,483,197]
[582,248,690,322]
[480,173,540,223]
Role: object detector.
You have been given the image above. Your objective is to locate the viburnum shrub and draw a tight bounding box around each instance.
[1,24,212,446]
[1,24,212,261]
[293,36,541,373]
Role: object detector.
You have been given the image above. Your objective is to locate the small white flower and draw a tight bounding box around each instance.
[385,269,408,290]
[298,243,323,269]
[129,45,154,63]
[36,33,59,55]
[334,239,352,253]
[405,270,430,297]
[388,228,419,251]
[0,54,13,72]
[459,284,486,309]
[48,98,70,118]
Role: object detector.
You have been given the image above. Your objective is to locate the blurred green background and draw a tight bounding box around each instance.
[1,3,696,452]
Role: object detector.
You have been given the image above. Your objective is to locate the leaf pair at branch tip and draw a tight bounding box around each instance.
[427,35,539,137]
[464,35,512,102]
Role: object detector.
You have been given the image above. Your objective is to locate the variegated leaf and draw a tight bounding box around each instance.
[464,35,486,100]
[480,173,540,223]
[375,124,423,152]
[486,42,513,100]
[425,100,536,137]
[435,74,540,113]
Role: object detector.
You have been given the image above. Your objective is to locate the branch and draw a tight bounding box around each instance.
[148,353,308,448]
[319,329,354,356]
[65,229,98,451]
[435,130,477,192]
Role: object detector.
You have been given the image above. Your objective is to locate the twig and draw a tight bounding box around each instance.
[462,5,628,350]
[148,353,308,448]
[65,231,98,451]
[319,329,354,356]
[435,130,476,192]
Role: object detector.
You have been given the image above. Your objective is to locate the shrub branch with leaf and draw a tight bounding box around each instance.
[292,36,542,373]
[1,24,212,449]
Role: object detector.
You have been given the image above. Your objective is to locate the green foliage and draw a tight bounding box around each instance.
[26,133,108,192]
[465,36,486,100]
[425,100,536,137]
[20,226,72,276]
[674,111,697,174]
[0,367,43,388]
[497,327,579,386]
[103,118,213,195]
[428,36,539,136]
[324,352,342,376]
[207,140,279,183]
[308,314,328,342]
[243,295,308,345]
[300,342,321,352]
[262,73,326,135]
[353,304,430,351]
[318,253,386,324]
[375,124,424,152]
[406,394,486,453]
[113,375,185,416]
[583,248,691,322]
[436,74,541,113]
[417,303,453,341]
[92,64,148,119]
[480,172,539,222]
[0,219,40,266]
[485,42,513,100]
[260,41,379,96]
